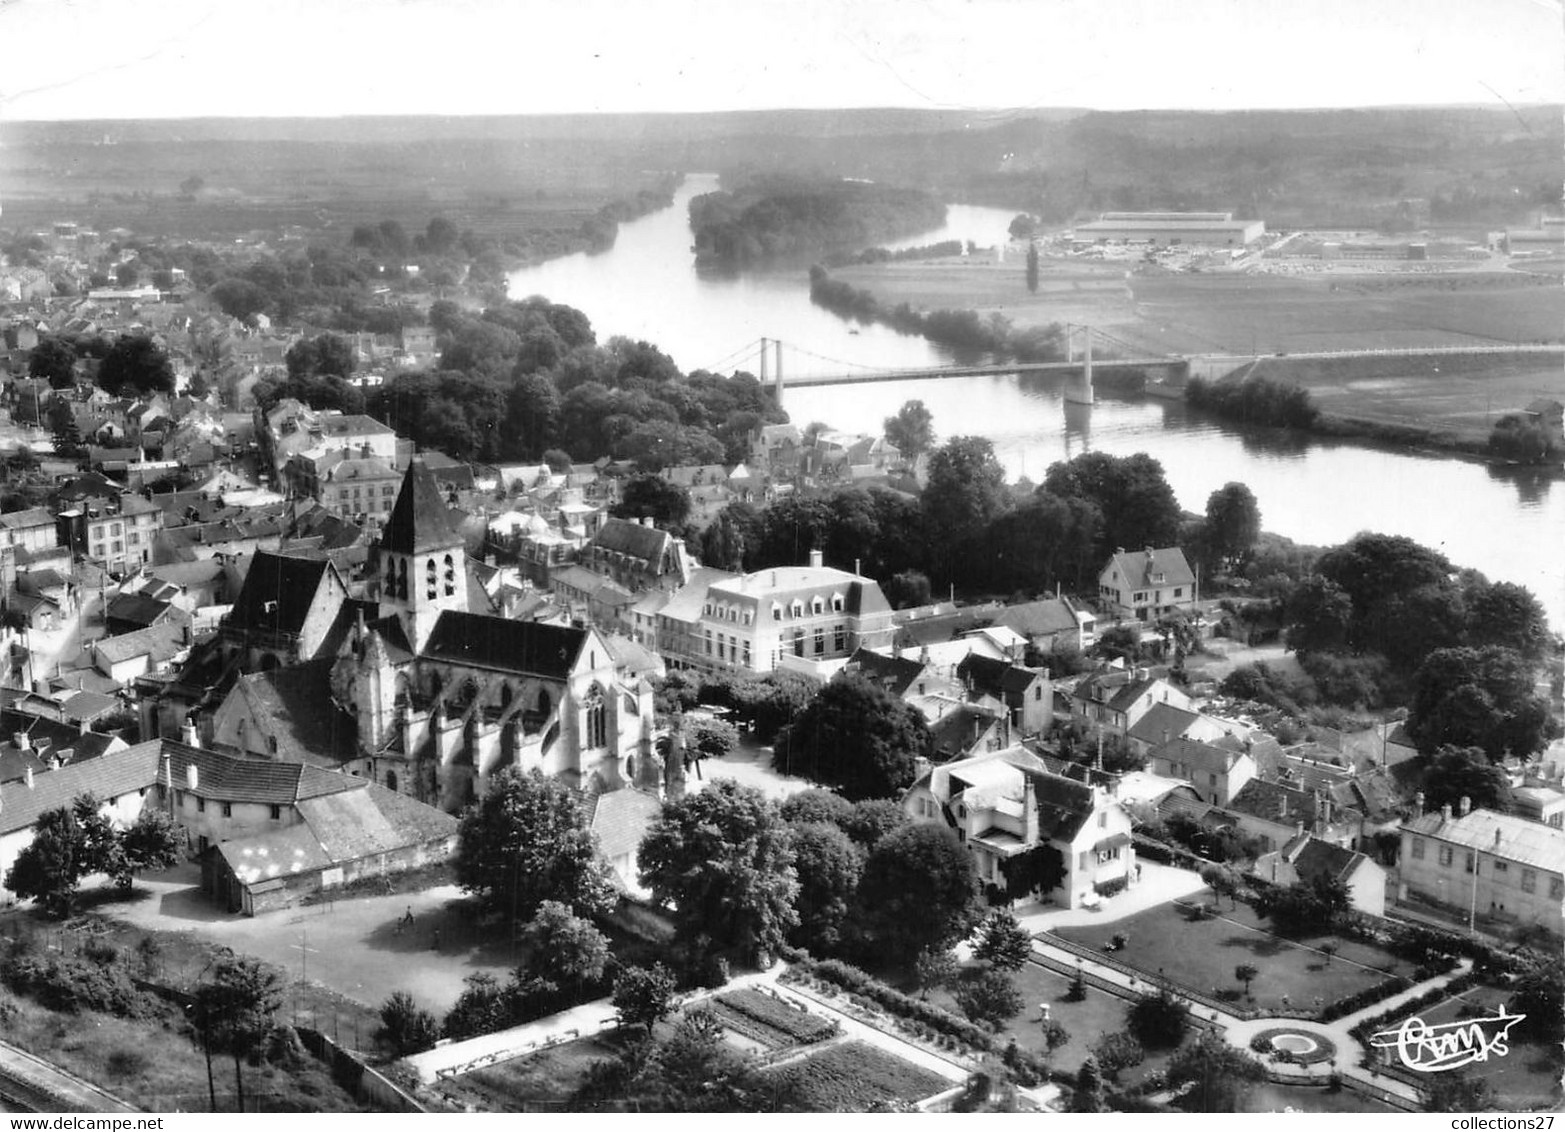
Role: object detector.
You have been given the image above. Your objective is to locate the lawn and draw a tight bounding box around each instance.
[761,1041,948,1111]
[1369,982,1563,1111]
[1054,896,1414,1016]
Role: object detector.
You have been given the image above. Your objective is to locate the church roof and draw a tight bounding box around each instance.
[381,460,462,555]
[421,611,588,679]
[227,552,332,638]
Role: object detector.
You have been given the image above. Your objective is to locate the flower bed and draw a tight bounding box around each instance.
[763,1040,948,1111]
[1249,1028,1337,1066]
[782,957,994,1051]
[717,988,837,1045]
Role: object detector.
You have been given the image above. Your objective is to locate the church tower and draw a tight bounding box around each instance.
[375,460,468,651]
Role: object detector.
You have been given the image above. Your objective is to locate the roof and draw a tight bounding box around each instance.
[1286,835,1375,886]
[841,648,926,698]
[590,517,675,563]
[227,552,333,638]
[94,622,186,667]
[106,592,177,629]
[1026,768,1097,842]
[296,783,457,862]
[992,598,1080,638]
[708,566,892,620]
[585,787,663,861]
[421,611,588,680]
[232,659,358,767]
[958,654,1045,698]
[1402,808,1565,872]
[1226,778,1328,825]
[1127,702,1202,746]
[164,741,360,806]
[1102,547,1195,590]
[380,460,462,555]
[0,740,162,834]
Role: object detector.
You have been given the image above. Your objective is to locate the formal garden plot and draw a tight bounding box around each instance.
[1054,895,1414,1015]
[1368,983,1563,1110]
[442,1035,622,1112]
[761,1041,947,1111]
[712,988,837,1049]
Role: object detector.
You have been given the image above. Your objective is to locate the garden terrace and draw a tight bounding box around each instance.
[1359,982,1562,1111]
[710,988,837,1051]
[1052,895,1417,1018]
[759,1040,948,1111]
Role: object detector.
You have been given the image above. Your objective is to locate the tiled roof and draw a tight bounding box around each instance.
[1104,546,1195,589]
[1127,702,1201,746]
[585,787,662,861]
[993,598,1081,638]
[163,741,360,806]
[0,740,162,834]
[227,552,332,638]
[94,622,186,667]
[841,648,925,698]
[234,659,358,768]
[1153,736,1246,777]
[958,654,1044,698]
[107,592,176,628]
[380,460,462,555]
[296,783,456,862]
[1226,778,1326,825]
[1287,835,1374,885]
[1402,808,1565,873]
[589,517,675,563]
[1027,769,1096,842]
[421,611,587,679]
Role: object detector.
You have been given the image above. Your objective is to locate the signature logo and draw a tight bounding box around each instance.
[1368,1006,1527,1073]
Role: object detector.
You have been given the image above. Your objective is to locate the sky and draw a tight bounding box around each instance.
[0,0,1561,120]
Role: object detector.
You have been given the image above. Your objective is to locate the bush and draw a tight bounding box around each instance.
[82,938,119,967]
[786,957,993,1050]
[952,968,1024,1031]
[1095,876,1129,899]
[1319,974,1415,1022]
[1126,986,1187,1049]
[105,1047,150,1080]
[380,991,441,1056]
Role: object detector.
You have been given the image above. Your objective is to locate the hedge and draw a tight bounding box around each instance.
[784,956,994,1051]
[1347,971,1482,1046]
[1318,973,1414,1022]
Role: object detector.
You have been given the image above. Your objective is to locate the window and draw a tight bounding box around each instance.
[1411,837,1425,859]
[196,797,206,813]
[425,558,437,600]
[221,802,232,818]
[1133,591,1146,603]
[772,607,781,621]
[585,686,607,749]
[1493,860,1508,873]
[742,642,752,667]
[270,804,281,820]
[112,540,122,554]
[1438,845,1453,867]
[1035,686,1043,700]
[811,597,823,616]
[1098,812,1107,829]
[834,625,846,652]
[704,630,713,656]
[444,553,456,597]
[1208,773,1217,787]
[1174,588,1184,598]
[1521,869,1536,894]
[1551,877,1563,899]
[1464,851,1475,874]
[832,595,844,612]
[813,628,824,655]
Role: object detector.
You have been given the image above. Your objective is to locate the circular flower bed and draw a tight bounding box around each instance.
[1250,1027,1337,1066]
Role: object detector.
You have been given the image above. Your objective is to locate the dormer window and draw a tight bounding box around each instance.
[772,607,781,621]
[832,594,844,612]
[811,597,823,616]
[791,601,803,618]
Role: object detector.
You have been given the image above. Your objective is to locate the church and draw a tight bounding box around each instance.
[211,460,659,812]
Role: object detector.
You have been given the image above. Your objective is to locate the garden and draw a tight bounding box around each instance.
[1053,895,1417,1017]
[760,1041,947,1111]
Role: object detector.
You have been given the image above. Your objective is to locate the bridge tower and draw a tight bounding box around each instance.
[774,339,784,406]
[1064,324,1095,406]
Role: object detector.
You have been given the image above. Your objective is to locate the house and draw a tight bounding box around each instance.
[1148,737,1257,808]
[1398,801,1565,936]
[580,516,692,594]
[1510,786,1565,830]
[956,654,1053,737]
[1097,546,1196,622]
[90,622,190,686]
[1126,702,1236,757]
[1253,833,1386,916]
[219,552,354,671]
[0,509,61,556]
[209,658,360,771]
[1069,668,1193,736]
[992,596,1094,654]
[105,591,184,636]
[904,745,1136,910]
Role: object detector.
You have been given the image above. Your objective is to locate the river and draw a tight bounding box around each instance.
[510,174,1564,629]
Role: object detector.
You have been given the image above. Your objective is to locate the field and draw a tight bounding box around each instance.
[1053,897,1416,1016]
[1370,982,1563,1111]
[761,1040,948,1111]
[830,254,1564,440]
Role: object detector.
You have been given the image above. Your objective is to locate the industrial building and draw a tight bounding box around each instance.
[1073,211,1265,248]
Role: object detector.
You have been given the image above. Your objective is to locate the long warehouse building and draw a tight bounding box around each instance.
[1074,211,1265,247]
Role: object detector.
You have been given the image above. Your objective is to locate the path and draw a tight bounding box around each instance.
[1010,860,1207,935]
[0,1040,139,1113]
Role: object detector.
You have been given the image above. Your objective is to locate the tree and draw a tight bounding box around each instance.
[1090,1031,1145,1081]
[840,799,912,846]
[912,947,958,999]
[972,911,1033,971]
[1285,575,1355,656]
[684,717,738,764]
[1199,863,1239,909]
[453,767,616,930]
[29,336,78,389]
[379,991,440,1056]
[443,972,513,1040]
[1418,745,1514,814]
[506,372,561,459]
[787,821,862,956]
[1255,872,1351,936]
[1043,451,1182,556]
[952,967,1023,1031]
[1511,955,1563,1044]
[115,261,139,287]
[923,437,1011,579]
[98,334,175,396]
[1203,482,1261,571]
[1464,580,1551,661]
[778,788,854,829]
[857,823,980,965]
[1166,1032,1266,1111]
[521,901,611,995]
[612,474,691,529]
[4,806,86,918]
[116,807,182,888]
[884,569,932,610]
[612,963,677,1036]
[997,842,1067,903]
[1424,1071,1497,1113]
[1126,983,1187,1048]
[208,278,270,321]
[195,955,283,1113]
[1071,1056,1107,1112]
[1319,942,1338,967]
[1025,241,1040,294]
[774,675,932,800]
[1234,962,1259,997]
[638,779,798,963]
[883,400,935,463]
[1406,646,1552,760]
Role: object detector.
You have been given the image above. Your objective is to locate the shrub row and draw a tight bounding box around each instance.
[1,952,156,1019]
[1317,973,1414,1022]
[1347,970,1483,1048]
[1095,876,1129,899]
[786,957,994,1051]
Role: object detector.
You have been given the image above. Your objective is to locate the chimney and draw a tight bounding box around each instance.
[808,548,823,569]
[1414,791,1425,814]
[1440,803,1452,822]
[1457,795,1470,818]
[12,732,28,752]
[23,766,34,789]
[185,761,198,791]
[1494,827,1502,847]
[1023,773,1040,845]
